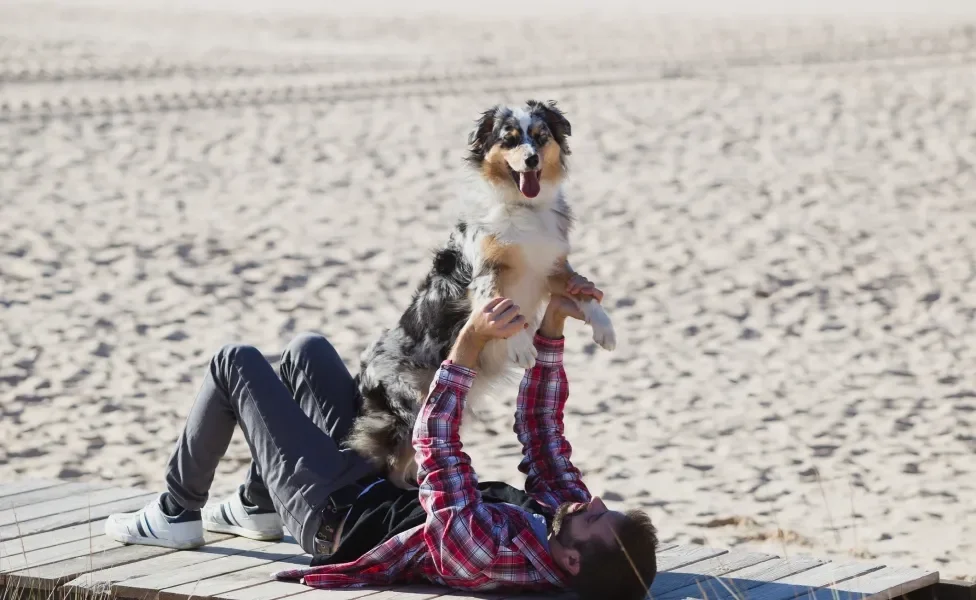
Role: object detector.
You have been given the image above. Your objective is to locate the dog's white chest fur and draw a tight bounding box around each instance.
[461,204,570,402]
[466,203,570,276]
[494,206,570,274]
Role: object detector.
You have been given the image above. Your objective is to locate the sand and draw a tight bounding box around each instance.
[0,0,974,581]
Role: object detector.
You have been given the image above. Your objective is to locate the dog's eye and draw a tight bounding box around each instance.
[501,135,520,148]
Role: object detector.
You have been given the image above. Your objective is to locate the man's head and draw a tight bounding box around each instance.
[548,497,658,600]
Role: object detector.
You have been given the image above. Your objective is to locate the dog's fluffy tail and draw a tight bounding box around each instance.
[346,375,420,486]
[346,410,410,467]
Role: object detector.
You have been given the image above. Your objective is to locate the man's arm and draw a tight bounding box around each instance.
[411,299,525,578]
[513,310,592,510]
[514,275,605,510]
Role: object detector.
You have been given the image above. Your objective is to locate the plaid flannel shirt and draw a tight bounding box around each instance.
[274,334,591,591]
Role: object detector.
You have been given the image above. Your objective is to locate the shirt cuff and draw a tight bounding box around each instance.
[533,333,565,367]
[435,361,477,391]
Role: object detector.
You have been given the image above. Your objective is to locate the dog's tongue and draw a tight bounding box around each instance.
[519,171,541,199]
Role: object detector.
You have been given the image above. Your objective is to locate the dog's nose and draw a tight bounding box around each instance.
[524,154,539,169]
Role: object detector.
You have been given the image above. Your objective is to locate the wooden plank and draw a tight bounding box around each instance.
[446,594,528,600]
[0,480,62,499]
[657,544,730,572]
[0,492,157,540]
[0,529,122,573]
[4,543,174,592]
[0,519,107,558]
[745,560,887,600]
[214,581,320,600]
[0,482,106,511]
[296,588,396,600]
[114,540,294,599]
[144,541,308,600]
[159,552,309,600]
[810,566,939,600]
[655,555,828,600]
[649,551,777,596]
[360,586,452,600]
[494,594,574,600]
[63,534,255,594]
[0,486,148,526]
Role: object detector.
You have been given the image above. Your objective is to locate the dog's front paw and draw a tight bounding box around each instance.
[592,319,617,351]
[507,330,538,369]
[581,299,617,351]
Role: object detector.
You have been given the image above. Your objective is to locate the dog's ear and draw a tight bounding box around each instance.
[466,106,498,166]
[529,99,572,155]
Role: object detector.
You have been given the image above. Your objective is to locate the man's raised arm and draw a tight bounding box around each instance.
[514,276,605,510]
[411,298,527,578]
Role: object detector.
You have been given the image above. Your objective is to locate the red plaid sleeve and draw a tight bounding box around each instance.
[411,361,506,579]
[513,334,591,510]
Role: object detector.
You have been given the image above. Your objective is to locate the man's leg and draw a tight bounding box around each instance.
[163,340,372,553]
[240,332,375,513]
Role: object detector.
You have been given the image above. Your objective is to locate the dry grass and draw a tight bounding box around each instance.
[0,494,112,600]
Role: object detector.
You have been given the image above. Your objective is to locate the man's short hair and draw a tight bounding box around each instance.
[570,509,658,600]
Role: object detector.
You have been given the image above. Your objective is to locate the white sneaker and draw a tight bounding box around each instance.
[105,494,205,550]
[203,486,283,541]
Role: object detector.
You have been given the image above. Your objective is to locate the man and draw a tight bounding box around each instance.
[106,275,659,600]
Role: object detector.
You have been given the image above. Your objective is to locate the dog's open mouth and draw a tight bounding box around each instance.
[510,168,542,199]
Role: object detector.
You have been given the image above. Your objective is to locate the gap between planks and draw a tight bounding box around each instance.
[1,519,111,560]
[0,480,65,500]
[0,486,151,527]
[0,491,159,542]
[654,554,829,600]
[0,481,111,512]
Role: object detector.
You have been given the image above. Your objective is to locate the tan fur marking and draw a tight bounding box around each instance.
[481,236,531,295]
[540,139,563,183]
[482,145,513,187]
[480,234,510,270]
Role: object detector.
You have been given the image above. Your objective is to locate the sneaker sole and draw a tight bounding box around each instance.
[204,521,283,541]
[107,531,205,550]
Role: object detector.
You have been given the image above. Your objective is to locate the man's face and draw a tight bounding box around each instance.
[552,497,626,550]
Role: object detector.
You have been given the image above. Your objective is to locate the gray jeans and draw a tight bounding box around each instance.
[164,332,376,554]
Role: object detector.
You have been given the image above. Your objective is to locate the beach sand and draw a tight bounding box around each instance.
[0,0,974,580]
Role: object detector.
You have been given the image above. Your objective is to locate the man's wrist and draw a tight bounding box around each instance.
[447,326,486,370]
[538,315,566,339]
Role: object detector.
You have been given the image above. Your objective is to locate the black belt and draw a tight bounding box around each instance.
[312,476,383,556]
[313,499,351,556]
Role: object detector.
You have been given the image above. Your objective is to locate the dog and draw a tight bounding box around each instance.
[346,100,616,489]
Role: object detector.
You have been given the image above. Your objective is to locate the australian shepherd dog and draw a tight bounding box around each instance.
[346,100,616,488]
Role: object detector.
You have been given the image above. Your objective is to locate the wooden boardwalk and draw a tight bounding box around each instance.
[0,480,968,600]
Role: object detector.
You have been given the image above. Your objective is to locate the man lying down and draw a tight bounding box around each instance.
[105,275,659,600]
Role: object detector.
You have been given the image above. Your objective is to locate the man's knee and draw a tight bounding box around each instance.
[280,332,332,371]
[214,342,266,368]
[209,342,269,390]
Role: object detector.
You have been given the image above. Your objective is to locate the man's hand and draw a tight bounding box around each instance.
[540,273,604,339]
[449,298,527,369]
